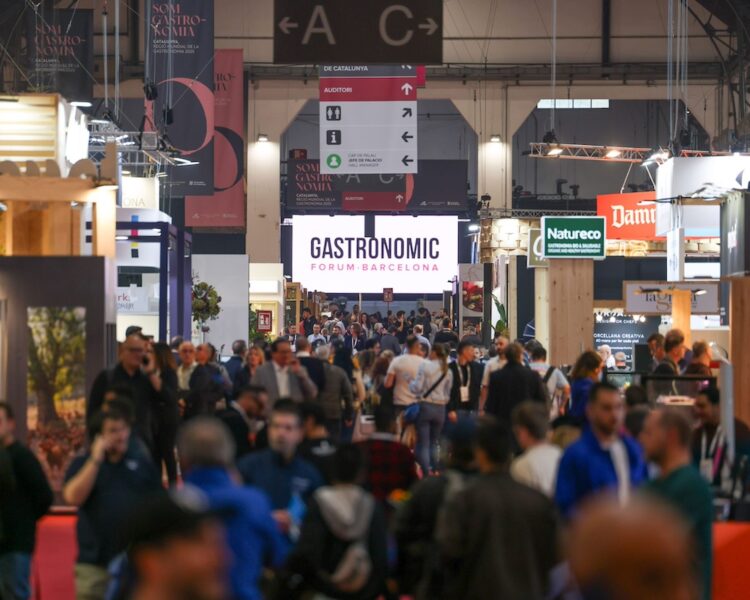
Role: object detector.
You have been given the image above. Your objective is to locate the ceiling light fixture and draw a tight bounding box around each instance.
[547,145,564,156]
[468,224,480,232]
[257,133,269,143]
[489,134,501,143]
[70,101,93,108]
[605,149,621,158]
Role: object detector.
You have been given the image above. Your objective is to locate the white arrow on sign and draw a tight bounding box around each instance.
[278,16,299,34]
[418,17,438,35]
[401,82,414,95]
[401,65,412,69]
[396,194,404,202]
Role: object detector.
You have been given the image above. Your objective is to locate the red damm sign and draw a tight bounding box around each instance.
[597,192,661,240]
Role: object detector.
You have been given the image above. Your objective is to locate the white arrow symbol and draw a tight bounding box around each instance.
[396,194,404,202]
[401,64,412,69]
[401,82,413,95]
[418,17,438,35]
[278,16,299,34]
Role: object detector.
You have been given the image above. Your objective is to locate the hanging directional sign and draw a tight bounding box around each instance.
[274,0,443,64]
[319,65,417,174]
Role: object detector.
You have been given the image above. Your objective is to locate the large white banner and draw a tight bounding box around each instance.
[292,215,458,293]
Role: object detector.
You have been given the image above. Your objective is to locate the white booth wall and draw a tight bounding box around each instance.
[192,254,250,355]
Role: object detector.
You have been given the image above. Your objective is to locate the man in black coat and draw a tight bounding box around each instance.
[485,342,547,426]
[295,337,326,393]
[448,341,483,421]
[0,402,53,599]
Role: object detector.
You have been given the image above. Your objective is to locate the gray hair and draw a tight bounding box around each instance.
[177,417,235,469]
[316,344,331,360]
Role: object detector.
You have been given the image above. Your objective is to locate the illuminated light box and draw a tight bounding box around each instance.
[292,215,458,294]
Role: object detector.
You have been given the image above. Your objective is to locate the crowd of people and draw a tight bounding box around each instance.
[0,303,743,600]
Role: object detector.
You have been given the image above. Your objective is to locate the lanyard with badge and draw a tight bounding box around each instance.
[459,363,471,403]
[700,426,725,483]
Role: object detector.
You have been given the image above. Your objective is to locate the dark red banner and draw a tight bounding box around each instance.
[185,49,245,228]
[285,159,468,212]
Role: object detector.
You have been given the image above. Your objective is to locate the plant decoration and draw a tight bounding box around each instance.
[491,294,509,338]
[192,279,222,331]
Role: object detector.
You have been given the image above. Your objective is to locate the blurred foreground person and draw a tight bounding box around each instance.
[64,405,161,599]
[568,498,698,600]
[555,383,647,518]
[284,445,388,599]
[0,403,53,600]
[395,420,477,599]
[436,417,560,600]
[237,401,323,556]
[355,405,418,505]
[178,418,285,600]
[641,408,713,600]
[126,491,229,600]
[510,402,561,497]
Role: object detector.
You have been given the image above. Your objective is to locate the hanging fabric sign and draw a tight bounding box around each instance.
[185,49,245,228]
[146,0,214,196]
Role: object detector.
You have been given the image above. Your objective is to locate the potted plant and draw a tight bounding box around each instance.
[192,279,222,335]
[490,294,509,338]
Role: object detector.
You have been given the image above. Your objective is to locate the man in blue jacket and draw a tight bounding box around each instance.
[555,382,647,518]
[179,417,285,600]
[237,400,323,555]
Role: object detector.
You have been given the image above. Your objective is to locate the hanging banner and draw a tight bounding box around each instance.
[147,0,214,196]
[27,8,94,102]
[597,192,660,240]
[285,159,468,212]
[185,49,245,228]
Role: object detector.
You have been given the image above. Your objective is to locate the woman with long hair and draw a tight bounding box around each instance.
[147,342,179,485]
[568,350,604,422]
[409,343,453,475]
[233,346,265,396]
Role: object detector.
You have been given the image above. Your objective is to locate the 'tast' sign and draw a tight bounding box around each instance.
[274,0,443,64]
[541,216,607,259]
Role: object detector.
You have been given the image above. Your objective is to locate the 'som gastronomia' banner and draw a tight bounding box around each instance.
[185,49,245,228]
[27,8,94,102]
[147,0,214,196]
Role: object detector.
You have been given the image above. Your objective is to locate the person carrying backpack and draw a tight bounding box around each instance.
[283,444,388,599]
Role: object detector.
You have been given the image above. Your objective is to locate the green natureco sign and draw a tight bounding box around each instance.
[541,216,606,259]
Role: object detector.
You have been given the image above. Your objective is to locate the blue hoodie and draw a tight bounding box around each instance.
[183,467,286,600]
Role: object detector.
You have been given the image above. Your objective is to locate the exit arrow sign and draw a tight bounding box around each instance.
[274,0,443,64]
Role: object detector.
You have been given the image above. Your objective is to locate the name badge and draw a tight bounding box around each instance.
[460,386,470,403]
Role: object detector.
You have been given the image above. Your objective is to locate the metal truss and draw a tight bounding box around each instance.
[245,62,725,83]
[526,143,734,163]
[88,120,178,172]
[480,208,596,219]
